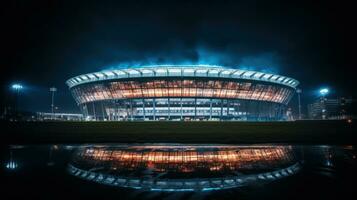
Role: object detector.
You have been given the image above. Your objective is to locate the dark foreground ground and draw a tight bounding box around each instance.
[2,120,356,144]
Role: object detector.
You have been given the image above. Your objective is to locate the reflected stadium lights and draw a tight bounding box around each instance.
[6,161,18,170]
[68,145,300,191]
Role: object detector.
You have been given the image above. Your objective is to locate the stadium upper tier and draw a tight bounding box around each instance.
[66,65,299,89]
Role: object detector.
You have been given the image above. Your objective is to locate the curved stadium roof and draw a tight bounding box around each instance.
[66,65,299,89]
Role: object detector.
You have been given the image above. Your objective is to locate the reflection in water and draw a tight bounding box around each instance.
[68,145,301,191]
[3,144,357,199]
[6,161,18,170]
[5,151,19,170]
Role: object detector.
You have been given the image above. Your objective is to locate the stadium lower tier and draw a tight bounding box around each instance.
[79,98,288,121]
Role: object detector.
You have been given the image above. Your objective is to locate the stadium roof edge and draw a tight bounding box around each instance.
[66,65,299,89]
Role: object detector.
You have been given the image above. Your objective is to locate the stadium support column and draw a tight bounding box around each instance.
[220,99,223,121]
[153,98,156,121]
[257,101,261,121]
[142,99,145,120]
[79,104,84,118]
[278,104,283,120]
[101,102,105,121]
[130,99,133,121]
[168,98,170,120]
[116,102,119,121]
[180,98,183,121]
[209,99,212,120]
[236,101,240,119]
[92,102,96,120]
[194,98,197,120]
[82,103,89,118]
[282,105,287,120]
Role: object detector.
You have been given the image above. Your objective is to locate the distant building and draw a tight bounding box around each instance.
[308,97,356,120]
[1,107,37,121]
[36,112,83,121]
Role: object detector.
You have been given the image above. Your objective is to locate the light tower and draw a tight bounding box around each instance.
[11,83,23,113]
[50,87,57,119]
[319,88,329,119]
[319,88,329,97]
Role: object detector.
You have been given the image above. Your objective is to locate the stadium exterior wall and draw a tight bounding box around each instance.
[66,65,299,121]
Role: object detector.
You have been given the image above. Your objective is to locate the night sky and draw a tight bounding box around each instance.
[1,0,355,115]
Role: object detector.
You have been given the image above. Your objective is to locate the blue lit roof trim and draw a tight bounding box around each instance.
[66,65,299,89]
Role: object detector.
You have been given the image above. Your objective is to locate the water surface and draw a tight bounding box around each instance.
[2,144,356,199]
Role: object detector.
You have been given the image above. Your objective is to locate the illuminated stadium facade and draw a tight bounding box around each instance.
[66,65,299,121]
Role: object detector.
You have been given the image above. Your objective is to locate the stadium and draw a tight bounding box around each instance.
[66,65,299,121]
